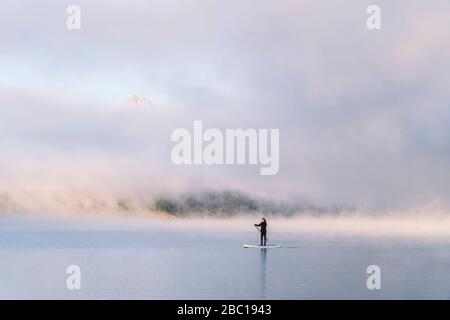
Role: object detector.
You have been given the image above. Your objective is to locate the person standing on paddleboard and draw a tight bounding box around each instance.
[255,218,267,246]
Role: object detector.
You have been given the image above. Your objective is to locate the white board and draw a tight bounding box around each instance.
[243,244,281,249]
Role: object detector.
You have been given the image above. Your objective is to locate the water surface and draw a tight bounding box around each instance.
[1,217,449,299]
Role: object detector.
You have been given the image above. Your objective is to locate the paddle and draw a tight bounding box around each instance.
[254,225,269,243]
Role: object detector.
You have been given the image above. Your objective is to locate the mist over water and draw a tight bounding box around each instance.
[1,154,450,240]
[1,156,449,241]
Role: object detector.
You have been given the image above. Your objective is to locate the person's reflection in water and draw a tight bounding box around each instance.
[260,249,267,298]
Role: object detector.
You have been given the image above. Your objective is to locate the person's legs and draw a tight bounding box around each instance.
[262,233,267,246]
[260,233,264,246]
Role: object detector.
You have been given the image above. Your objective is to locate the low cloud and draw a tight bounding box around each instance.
[1,1,450,215]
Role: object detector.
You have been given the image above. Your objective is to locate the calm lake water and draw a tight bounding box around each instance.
[1,216,450,299]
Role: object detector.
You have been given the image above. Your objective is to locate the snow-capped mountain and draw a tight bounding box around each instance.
[125,95,153,108]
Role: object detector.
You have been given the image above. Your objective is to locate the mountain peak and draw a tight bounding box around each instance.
[125,95,153,108]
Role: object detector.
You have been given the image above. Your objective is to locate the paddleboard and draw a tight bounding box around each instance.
[243,244,281,249]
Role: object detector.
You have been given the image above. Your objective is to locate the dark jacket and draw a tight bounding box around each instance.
[255,221,267,234]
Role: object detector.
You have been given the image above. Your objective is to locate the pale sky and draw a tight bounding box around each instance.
[1,0,450,212]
